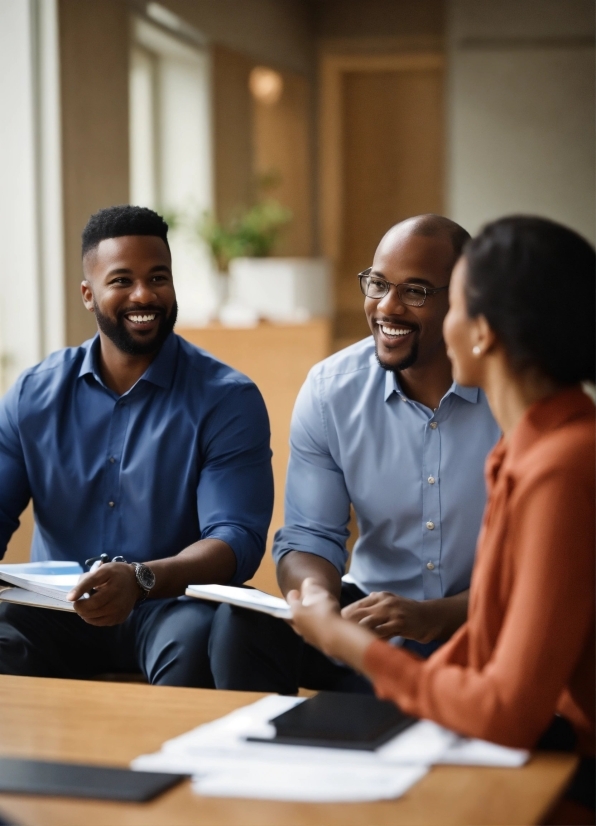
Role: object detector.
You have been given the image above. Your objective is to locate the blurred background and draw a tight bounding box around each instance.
[1,0,594,592]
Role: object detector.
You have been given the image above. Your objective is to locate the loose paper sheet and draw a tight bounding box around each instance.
[131,695,528,802]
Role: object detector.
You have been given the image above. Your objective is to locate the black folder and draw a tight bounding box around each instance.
[0,757,187,802]
[247,691,417,751]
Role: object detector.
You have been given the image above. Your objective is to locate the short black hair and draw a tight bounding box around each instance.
[464,215,595,385]
[81,205,169,258]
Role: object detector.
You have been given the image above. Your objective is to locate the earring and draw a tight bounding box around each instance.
[472,345,482,356]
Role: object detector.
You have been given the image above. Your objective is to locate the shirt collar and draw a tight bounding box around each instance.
[486,384,594,490]
[77,336,99,381]
[383,370,479,404]
[77,332,177,391]
[506,384,594,460]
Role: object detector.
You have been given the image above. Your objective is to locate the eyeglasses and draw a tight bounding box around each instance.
[358,268,449,307]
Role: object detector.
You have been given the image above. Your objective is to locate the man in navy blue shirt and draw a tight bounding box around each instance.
[0,205,273,686]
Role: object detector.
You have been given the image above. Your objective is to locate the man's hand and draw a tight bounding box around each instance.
[341,589,470,643]
[341,592,433,642]
[67,563,142,626]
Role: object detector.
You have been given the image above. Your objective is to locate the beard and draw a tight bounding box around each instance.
[374,336,419,373]
[93,300,178,356]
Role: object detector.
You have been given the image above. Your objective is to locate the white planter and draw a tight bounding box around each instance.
[228,258,332,322]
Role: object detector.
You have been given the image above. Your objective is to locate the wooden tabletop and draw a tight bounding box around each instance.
[0,675,576,826]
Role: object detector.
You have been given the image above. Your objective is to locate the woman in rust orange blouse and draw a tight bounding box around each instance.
[289,217,595,789]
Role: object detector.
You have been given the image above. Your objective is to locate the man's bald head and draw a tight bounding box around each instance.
[378,214,470,272]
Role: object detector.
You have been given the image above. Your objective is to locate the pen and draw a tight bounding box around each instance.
[80,554,128,598]
[84,553,128,571]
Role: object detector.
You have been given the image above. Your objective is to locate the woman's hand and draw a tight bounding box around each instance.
[288,578,377,672]
[287,578,342,654]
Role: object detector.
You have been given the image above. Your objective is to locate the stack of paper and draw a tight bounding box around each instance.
[0,562,84,612]
[132,695,529,802]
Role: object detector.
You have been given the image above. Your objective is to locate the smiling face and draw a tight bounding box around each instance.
[81,235,177,356]
[365,229,454,373]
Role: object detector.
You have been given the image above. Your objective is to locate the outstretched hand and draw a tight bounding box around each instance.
[67,563,141,626]
[288,578,375,672]
[287,577,341,651]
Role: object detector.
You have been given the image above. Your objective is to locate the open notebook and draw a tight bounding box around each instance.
[186,584,291,619]
[0,562,84,611]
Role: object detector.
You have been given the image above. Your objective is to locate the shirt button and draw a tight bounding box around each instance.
[428,476,435,485]
[426,521,435,530]
[109,457,115,464]
[426,561,435,570]
[429,421,438,429]
[108,501,115,508]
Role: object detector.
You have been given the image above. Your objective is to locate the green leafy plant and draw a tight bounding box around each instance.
[197,199,292,273]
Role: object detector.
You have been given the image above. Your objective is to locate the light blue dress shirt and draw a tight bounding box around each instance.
[273,337,501,599]
[0,333,273,584]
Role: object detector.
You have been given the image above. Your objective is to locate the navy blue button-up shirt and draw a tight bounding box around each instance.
[0,333,273,584]
[273,337,501,599]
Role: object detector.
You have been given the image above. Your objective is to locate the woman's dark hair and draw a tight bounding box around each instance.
[464,216,595,385]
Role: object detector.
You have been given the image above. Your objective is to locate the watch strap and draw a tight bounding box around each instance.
[131,562,154,601]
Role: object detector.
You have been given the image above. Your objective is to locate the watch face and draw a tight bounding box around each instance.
[137,564,155,591]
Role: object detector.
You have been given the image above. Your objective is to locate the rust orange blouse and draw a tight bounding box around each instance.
[364,386,595,752]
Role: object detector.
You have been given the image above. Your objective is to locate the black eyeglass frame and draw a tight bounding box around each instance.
[357,268,449,307]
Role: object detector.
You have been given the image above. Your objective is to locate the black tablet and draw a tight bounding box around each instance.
[0,757,187,802]
[247,691,417,751]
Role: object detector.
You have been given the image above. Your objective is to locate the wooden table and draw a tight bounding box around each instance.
[0,676,577,826]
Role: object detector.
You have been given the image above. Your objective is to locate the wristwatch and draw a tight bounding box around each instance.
[130,562,156,601]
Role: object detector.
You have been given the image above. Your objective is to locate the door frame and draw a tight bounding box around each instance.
[318,51,445,266]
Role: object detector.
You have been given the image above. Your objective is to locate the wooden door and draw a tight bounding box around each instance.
[319,53,445,344]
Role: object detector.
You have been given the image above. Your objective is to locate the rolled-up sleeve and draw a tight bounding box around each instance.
[197,381,273,585]
[272,369,350,575]
[0,378,32,556]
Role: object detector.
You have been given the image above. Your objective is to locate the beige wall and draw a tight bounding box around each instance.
[161,0,314,74]
[211,45,255,226]
[312,0,444,38]
[253,71,314,257]
[58,0,130,346]
[447,0,595,241]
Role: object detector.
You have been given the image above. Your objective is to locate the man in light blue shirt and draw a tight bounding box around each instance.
[210,214,500,693]
[0,205,273,686]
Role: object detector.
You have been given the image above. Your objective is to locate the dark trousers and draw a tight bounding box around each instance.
[209,582,442,695]
[0,597,218,687]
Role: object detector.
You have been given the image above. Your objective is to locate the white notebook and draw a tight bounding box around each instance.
[0,561,83,603]
[0,585,76,612]
[186,584,291,619]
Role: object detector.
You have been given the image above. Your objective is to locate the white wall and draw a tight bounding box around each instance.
[130,17,216,324]
[0,0,64,392]
[447,0,595,242]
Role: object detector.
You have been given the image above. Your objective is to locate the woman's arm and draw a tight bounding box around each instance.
[288,579,376,670]
[290,462,595,748]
